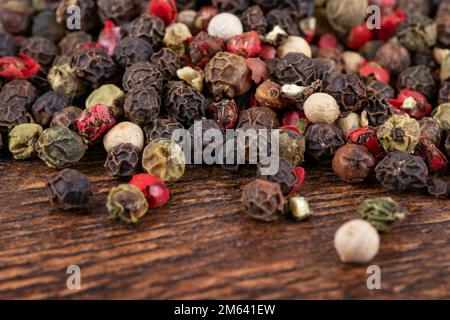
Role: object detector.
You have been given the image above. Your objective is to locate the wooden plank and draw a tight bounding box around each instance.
[0,148,449,299]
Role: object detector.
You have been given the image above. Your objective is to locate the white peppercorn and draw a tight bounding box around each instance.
[303,93,340,124]
[278,36,312,58]
[103,121,145,153]
[337,112,361,137]
[207,13,243,41]
[334,219,380,264]
[342,51,365,74]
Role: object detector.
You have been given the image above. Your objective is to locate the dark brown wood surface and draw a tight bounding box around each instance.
[0,147,449,299]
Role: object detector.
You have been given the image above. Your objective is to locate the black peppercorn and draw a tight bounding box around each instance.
[397,65,436,99]
[105,143,141,178]
[313,58,340,84]
[46,168,92,210]
[74,48,116,88]
[124,85,161,126]
[0,103,33,133]
[241,5,268,34]
[0,0,33,34]
[365,91,393,127]
[122,61,164,92]
[267,8,300,36]
[241,178,286,222]
[151,47,182,81]
[332,144,376,183]
[143,116,184,143]
[0,80,38,112]
[427,178,449,199]
[97,0,138,23]
[257,157,298,196]
[20,36,58,68]
[273,52,316,86]
[56,0,98,33]
[374,41,411,76]
[0,33,19,57]
[237,107,280,131]
[305,124,344,164]
[367,80,396,99]
[436,2,450,46]
[58,32,93,57]
[129,14,165,50]
[438,82,450,105]
[113,37,153,70]
[164,81,207,127]
[375,151,428,192]
[31,10,66,43]
[31,91,69,127]
[50,106,83,131]
[324,73,367,113]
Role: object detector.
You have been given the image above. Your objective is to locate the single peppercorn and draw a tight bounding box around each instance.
[377,114,420,153]
[366,80,395,99]
[397,14,437,52]
[241,5,267,34]
[209,99,238,130]
[48,62,85,99]
[289,196,311,221]
[122,62,164,93]
[20,36,57,68]
[164,81,207,127]
[50,106,83,131]
[241,179,286,222]
[0,79,38,111]
[0,33,19,57]
[151,47,182,81]
[303,93,340,125]
[56,0,97,32]
[427,178,450,199]
[205,52,252,100]
[273,52,316,86]
[255,80,286,111]
[419,117,442,146]
[36,126,87,169]
[32,10,66,43]
[358,197,407,233]
[46,169,92,210]
[257,157,298,196]
[97,0,138,23]
[337,112,360,137]
[305,124,345,164]
[129,173,170,209]
[0,0,33,34]
[332,144,376,183]
[107,184,149,224]
[103,121,145,153]
[105,143,142,178]
[129,14,165,50]
[86,84,125,118]
[8,123,43,160]
[58,32,93,57]
[143,116,184,143]
[374,41,411,76]
[113,37,153,70]
[208,13,243,41]
[397,65,436,99]
[0,103,33,133]
[375,151,428,192]
[323,73,367,113]
[74,48,116,88]
[326,0,368,35]
[237,107,280,131]
[188,31,224,68]
[365,92,393,127]
[76,104,116,145]
[31,91,69,127]
[142,139,186,182]
[163,23,192,55]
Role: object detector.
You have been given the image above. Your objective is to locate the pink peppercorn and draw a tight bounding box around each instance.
[129,174,170,209]
[76,104,116,145]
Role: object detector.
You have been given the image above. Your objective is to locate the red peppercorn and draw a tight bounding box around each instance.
[226,31,261,58]
[188,31,224,68]
[374,8,406,40]
[347,127,386,160]
[149,0,177,27]
[347,23,373,50]
[0,53,40,80]
[290,167,305,195]
[318,33,337,49]
[415,139,448,173]
[129,173,170,208]
[388,88,432,120]
[259,44,276,60]
[209,99,238,129]
[97,20,122,56]
[76,104,116,145]
[359,61,390,84]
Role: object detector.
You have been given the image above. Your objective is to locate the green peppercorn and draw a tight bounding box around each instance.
[36,126,87,169]
[107,184,149,224]
[142,139,186,182]
[48,62,85,99]
[377,114,420,153]
[8,123,43,160]
[433,103,450,131]
[85,84,125,117]
[358,197,407,233]
[289,196,311,221]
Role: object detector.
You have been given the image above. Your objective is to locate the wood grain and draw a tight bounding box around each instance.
[0,147,449,299]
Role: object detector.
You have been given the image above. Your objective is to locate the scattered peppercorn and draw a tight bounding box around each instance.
[377,114,420,153]
[332,144,376,183]
[8,123,43,160]
[129,173,170,209]
[358,197,407,233]
[305,124,344,163]
[107,184,148,224]
[105,143,142,178]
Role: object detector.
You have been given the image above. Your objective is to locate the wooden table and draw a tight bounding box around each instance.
[0,147,449,299]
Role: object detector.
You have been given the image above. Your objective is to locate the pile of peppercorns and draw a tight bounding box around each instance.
[1,0,450,264]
